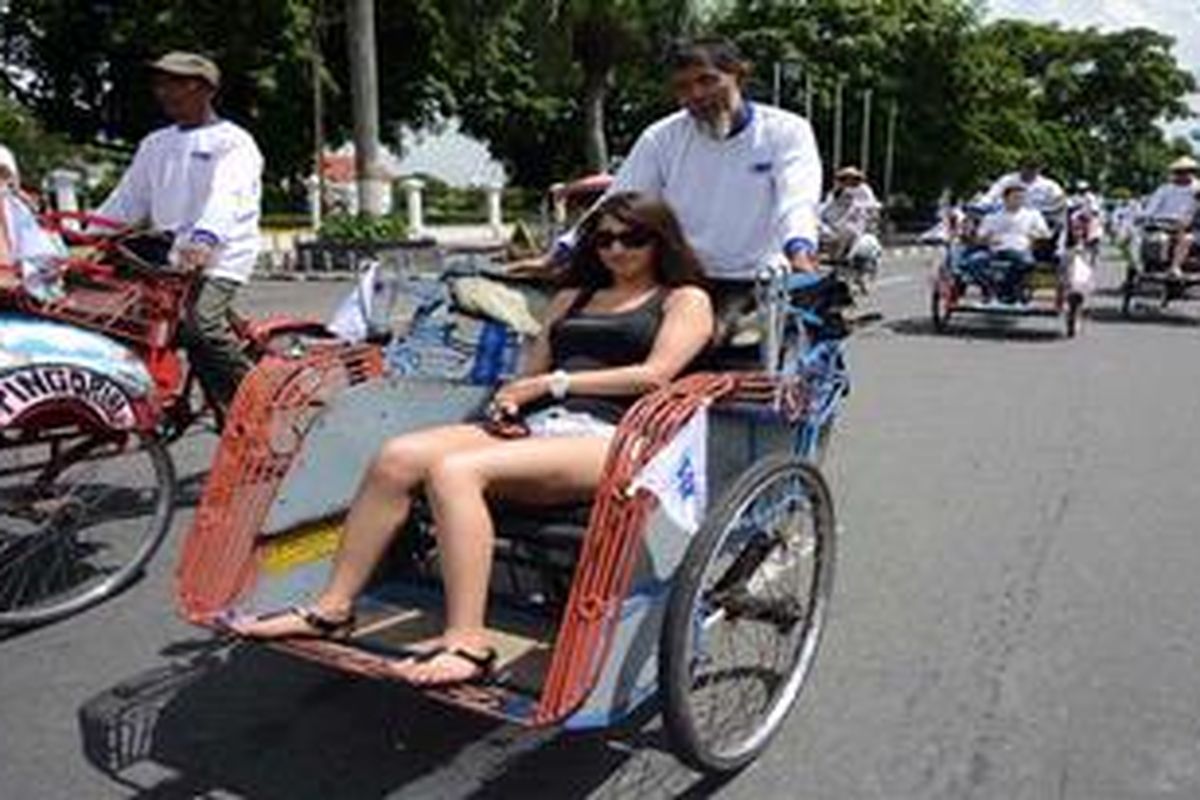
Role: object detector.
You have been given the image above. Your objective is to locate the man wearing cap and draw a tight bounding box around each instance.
[1066,179,1104,265]
[820,165,881,262]
[98,51,263,416]
[1140,156,1199,278]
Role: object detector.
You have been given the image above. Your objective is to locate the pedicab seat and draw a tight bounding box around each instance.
[491,502,593,548]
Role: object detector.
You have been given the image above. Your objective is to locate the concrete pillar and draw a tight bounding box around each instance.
[47,169,81,216]
[402,178,426,238]
[550,182,568,227]
[485,184,504,239]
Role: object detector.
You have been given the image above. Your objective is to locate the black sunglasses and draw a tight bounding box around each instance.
[594,228,656,250]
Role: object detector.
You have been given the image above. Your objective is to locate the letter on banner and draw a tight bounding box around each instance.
[630,408,709,534]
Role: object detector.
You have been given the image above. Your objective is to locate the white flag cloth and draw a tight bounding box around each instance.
[327,260,380,342]
[630,407,709,534]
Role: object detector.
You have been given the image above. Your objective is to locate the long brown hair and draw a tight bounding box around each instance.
[561,192,708,290]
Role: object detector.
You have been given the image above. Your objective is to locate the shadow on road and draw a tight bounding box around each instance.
[1085,304,1200,328]
[77,638,729,799]
[885,315,1066,343]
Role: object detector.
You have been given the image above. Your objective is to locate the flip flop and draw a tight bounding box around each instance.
[400,645,498,687]
[229,605,357,641]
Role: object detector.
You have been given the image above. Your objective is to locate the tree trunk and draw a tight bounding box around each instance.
[582,67,612,173]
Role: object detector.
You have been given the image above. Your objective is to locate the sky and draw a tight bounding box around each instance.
[986,0,1200,134]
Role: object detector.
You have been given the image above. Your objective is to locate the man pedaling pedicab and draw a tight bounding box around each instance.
[820,165,882,285]
[963,183,1052,303]
[983,157,1068,224]
[1139,156,1199,279]
[511,36,823,340]
[95,51,264,418]
[230,193,716,687]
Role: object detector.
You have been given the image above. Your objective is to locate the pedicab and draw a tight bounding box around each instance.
[1121,217,1200,316]
[931,206,1085,337]
[176,259,850,774]
[0,211,330,626]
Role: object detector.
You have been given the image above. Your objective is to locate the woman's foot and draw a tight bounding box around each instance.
[389,633,497,686]
[227,604,356,640]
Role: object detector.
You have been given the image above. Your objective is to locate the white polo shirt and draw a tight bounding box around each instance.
[98,119,263,284]
[978,207,1051,253]
[984,173,1066,215]
[586,103,823,280]
[1141,181,1197,224]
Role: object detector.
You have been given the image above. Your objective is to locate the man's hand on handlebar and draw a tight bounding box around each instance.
[174,242,213,274]
[788,250,819,273]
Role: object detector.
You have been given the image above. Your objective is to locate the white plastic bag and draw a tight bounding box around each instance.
[1068,252,1094,293]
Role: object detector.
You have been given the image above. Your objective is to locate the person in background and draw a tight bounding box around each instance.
[1139,156,1199,278]
[98,51,263,416]
[966,183,1051,303]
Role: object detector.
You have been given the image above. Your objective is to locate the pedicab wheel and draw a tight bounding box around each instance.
[660,453,835,774]
[1065,292,1083,338]
[1121,268,1138,317]
[0,431,176,626]
[931,283,952,333]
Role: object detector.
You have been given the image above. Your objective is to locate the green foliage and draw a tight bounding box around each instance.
[317,212,408,243]
[0,95,75,186]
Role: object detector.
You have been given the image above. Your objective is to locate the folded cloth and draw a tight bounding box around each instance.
[451,276,542,336]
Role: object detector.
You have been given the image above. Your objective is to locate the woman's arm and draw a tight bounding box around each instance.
[518,288,580,377]
[494,286,713,413]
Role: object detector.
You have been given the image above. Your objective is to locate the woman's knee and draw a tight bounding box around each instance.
[369,437,430,489]
[426,452,486,499]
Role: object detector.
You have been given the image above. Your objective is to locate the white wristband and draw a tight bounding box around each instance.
[548,369,570,400]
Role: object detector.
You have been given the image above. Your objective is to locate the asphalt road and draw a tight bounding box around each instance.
[3,251,1200,799]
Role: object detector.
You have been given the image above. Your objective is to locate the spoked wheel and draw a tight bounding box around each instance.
[931,279,954,333]
[1121,268,1138,317]
[0,430,176,626]
[1065,292,1083,338]
[660,454,835,774]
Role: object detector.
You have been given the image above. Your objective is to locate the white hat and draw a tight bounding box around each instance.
[0,145,18,186]
[1169,155,1199,172]
[149,51,221,88]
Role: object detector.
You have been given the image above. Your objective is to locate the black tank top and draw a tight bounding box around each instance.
[541,288,668,424]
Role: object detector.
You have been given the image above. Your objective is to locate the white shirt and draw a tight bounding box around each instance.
[98,119,263,283]
[821,183,880,236]
[592,103,823,280]
[985,173,1066,215]
[1141,181,1197,224]
[978,207,1051,253]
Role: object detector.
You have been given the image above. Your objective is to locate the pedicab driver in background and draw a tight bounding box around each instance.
[1140,156,1199,278]
[983,157,1067,219]
[966,183,1051,303]
[820,165,881,261]
[97,51,263,417]
[515,36,823,333]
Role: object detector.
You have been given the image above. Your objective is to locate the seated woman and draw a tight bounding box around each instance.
[231,192,715,686]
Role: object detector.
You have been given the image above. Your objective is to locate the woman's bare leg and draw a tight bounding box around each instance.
[394,436,611,684]
[232,423,498,637]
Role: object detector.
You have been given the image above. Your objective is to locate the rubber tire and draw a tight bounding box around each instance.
[931,284,951,333]
[1065,292,1083,338]
[0,434,177,627]
[1121,268,1137,317]
[660,453,836,774]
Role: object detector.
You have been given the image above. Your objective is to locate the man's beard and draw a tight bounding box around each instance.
[693,107,734,141]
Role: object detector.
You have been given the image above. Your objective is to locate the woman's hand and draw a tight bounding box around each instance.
[489,375,549,418]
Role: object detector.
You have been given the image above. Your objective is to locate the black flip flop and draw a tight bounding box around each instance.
[402,645,498,686]
[232,605,357,641]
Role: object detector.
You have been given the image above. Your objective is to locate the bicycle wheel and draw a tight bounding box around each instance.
[0,430,176,626]
[660,453,835,773]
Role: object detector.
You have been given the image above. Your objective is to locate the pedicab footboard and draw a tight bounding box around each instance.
[176,348,807,728]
